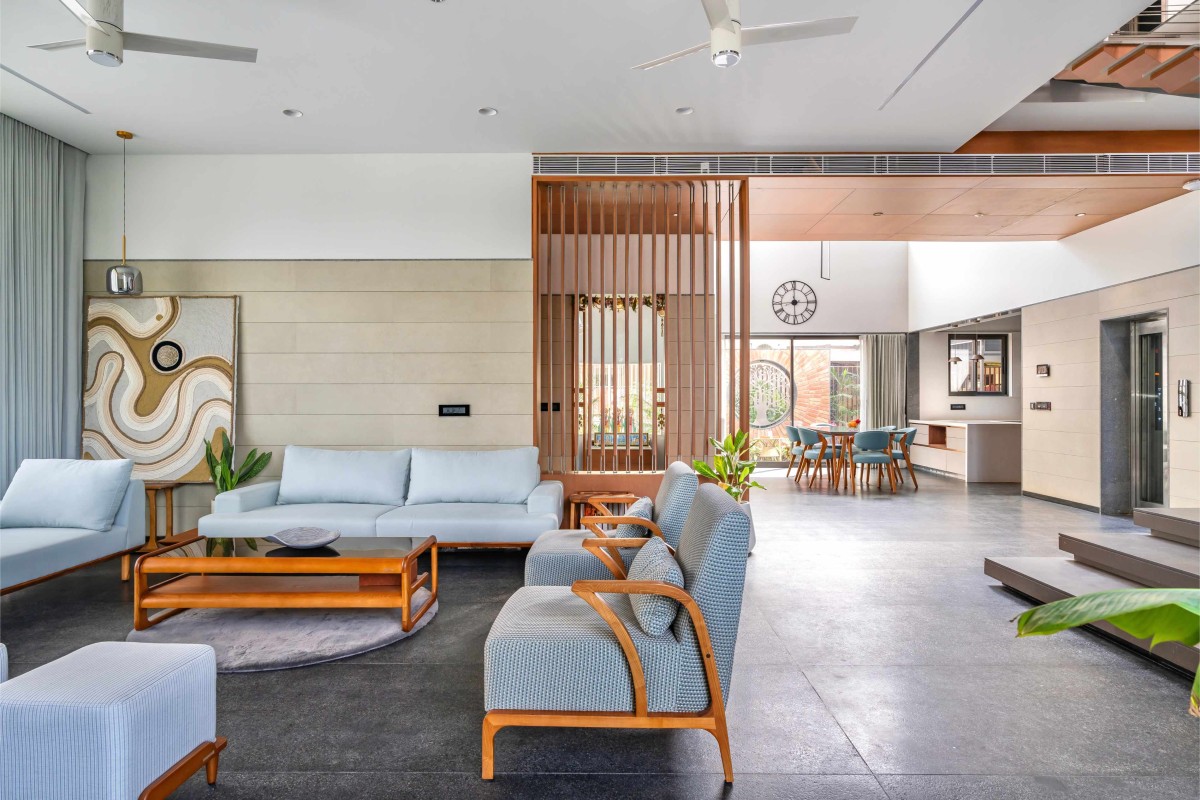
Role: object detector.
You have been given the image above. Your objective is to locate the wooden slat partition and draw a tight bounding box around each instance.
[534,178,749,475]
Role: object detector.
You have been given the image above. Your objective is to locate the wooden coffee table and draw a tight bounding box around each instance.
[133,533,437,633]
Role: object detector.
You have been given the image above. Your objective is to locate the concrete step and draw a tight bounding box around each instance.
[1059,531,1200,588]
[984,556,1199,673]
[1134,507,1200,546]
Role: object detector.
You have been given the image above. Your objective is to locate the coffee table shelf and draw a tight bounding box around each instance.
[134,535,437,633]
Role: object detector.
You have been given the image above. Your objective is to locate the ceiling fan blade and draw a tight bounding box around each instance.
[29,38,86,51]
[122,32,257,63]
[631,42,708,71]
[56,0,106,32]
[700,0,734,30]
[741,16,857,47]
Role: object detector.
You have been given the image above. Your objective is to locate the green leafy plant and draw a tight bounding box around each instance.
[693,431,766,502]
[1014,588,1200,716]
[203,431,271,556]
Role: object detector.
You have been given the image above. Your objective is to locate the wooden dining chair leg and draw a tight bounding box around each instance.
[785,453,796,478]
[886,462,897,493]
[905,458,919,490]
[849,460,856,494]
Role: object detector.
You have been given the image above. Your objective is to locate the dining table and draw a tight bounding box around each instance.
[813,426,860,490]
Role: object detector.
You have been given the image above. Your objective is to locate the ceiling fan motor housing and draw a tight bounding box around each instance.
[710,22,741,67]
[86,0,124,66]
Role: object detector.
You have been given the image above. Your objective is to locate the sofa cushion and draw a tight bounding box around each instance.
[627,536,684,636]
[614,496,654,538]
[377,503,557,542]
[406,447,539,505]
[0,459,133,532]
[277,447,410,507]
[523,529,637,587]
[199,503,395,539]
[0,526,128,591]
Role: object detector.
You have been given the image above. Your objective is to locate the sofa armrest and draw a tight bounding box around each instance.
[213,480,280,514]
[112,480,146,549]
[526,480,563,524]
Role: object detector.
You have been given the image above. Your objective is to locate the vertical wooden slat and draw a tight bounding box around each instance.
[572,184,580,473]
[599,183,607,473]
[636,183,645,473]
[559,184,568,473]
[623,183,632,472]
[727,181,736,433]
[734,179,744,438]
[674,182,683,464]
[610,183,618,473]
[713,182,723,438]
[547,185,555,473]
[531,180,541,456]
[700,181,709,461]
[651,183,659,473]
[688,182,697,464]
[585,183,594,472]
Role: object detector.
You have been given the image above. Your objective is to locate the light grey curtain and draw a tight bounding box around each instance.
[861,334,907,429]
[1,115,87,491]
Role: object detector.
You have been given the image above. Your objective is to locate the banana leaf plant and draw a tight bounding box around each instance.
[203,431,272,556]
[1014,588,1200,716]
[693,430,765,502]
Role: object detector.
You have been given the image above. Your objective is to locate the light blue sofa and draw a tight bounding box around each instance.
[0,460,146,593]
[199,446,563,545]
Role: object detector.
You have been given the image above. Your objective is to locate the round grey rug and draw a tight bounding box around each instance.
[126,589,437,672]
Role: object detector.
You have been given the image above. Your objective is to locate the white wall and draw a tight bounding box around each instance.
[918,318,1023,421]
[84,153,532,260]
[907,193,1200,331]
[750,241,908,334]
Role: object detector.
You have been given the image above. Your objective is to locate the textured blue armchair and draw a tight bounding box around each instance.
[483,483,751,783]
[523,461,698,586]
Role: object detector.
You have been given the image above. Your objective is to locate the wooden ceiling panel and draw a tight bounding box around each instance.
[750,176,985,190]
[898,214,1024,236]
[830,188,968,215]
[931,187,1080,216]
[809,214,925,236]
[750,215,824,240]
[979,175,1198,189]
[990,214,1117,236]
[1034,187,1186,216]
[749,188,854,215]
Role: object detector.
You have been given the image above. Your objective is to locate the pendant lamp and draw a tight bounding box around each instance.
[105,130,142,295]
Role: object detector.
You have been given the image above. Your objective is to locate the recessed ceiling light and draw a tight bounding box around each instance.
[675,106,694,115]
[973,212,984,218]
[1183,178,1200,191]
[478,107,498,116]
[282,109,303,118]
[872,211,884,217]
[1074,212,1086,217]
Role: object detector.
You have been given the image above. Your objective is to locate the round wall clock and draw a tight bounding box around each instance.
[772,280,817,325]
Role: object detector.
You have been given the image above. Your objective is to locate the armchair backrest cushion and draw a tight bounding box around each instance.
[652,461,699,548]
[277,446,410,506]
[0,459,133,532]
[627,536,685,636]
[613,496,654,538]
[406,447,540,505]
[671,484,750,711]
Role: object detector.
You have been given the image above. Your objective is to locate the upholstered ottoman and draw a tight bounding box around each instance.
[0,641,225,800]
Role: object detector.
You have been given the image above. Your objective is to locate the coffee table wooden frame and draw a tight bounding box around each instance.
[133,535,437,633]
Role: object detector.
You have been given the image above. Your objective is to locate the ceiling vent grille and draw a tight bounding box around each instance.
[533,153,1200,177]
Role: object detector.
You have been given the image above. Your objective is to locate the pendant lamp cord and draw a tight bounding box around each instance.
[121,136,127,265]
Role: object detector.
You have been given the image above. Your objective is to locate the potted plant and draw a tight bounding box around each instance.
[1014,587,1200,715]
[693,431,765,554]
[203,431,272,557]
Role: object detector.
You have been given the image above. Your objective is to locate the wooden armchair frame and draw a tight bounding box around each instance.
[481,576,734,784]
[585,493,640,517]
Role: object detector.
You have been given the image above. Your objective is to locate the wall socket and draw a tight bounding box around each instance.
[539,402,561,412]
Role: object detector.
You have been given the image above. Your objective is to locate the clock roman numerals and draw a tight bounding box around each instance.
[772,280,817,325]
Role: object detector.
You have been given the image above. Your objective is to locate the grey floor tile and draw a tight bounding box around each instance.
[805,664,1199,776]
[878,775,1200,800]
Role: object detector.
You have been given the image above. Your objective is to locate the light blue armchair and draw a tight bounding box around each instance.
[483,483,751,782]
[523,461,699,586]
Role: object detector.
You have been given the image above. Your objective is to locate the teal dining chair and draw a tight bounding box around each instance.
[796,428,839,488]
[850,429,897,493]
[890,427,919,489]
[783,426,802,478]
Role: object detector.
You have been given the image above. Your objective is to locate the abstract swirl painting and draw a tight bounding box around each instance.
[83,296,238,482]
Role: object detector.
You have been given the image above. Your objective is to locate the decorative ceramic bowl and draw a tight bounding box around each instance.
[264,527,341,549]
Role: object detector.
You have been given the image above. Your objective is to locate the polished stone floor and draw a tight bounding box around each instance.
[2,471,1197,799]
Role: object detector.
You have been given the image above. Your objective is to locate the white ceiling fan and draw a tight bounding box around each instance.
[633,0,856,70]
[29,0,257,67]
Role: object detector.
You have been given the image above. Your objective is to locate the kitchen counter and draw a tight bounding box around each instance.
[907,419,1021,483]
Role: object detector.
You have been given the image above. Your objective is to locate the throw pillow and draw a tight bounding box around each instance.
[627,535,685,637]
[613,496,654,537]
[0,458,133,531]
[277,447,410,506]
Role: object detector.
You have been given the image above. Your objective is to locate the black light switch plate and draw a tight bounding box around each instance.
[539,402,561,412]
[950,403,966,411]
[1030,401,1051,411]
[439,404,470,417]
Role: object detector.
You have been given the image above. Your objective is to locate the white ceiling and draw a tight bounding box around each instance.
[0,0,1172,155]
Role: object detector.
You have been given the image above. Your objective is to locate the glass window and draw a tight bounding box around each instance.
[747,337,861,463]
[948,333,1009,396]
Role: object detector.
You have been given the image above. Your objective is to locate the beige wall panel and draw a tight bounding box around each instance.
[290,261,494,292]
[293,322,530,354]
[239,323,299,354]
[1021,291,1100,326]
[1023,469,1098,506]
[1021,316,1100,348]
[291,383,531,416]
[1023,339,1099,368]
[1021,361,1098,389]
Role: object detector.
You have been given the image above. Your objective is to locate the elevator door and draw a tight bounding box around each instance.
[1131,318,1168,507]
